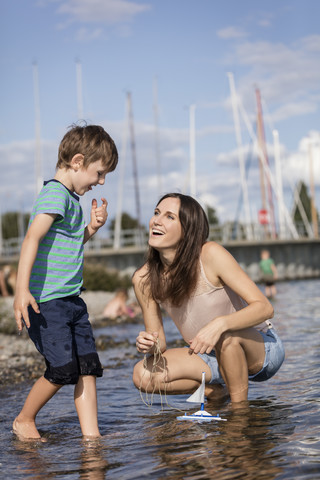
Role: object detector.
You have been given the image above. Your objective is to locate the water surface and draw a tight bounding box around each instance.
[1,279,320,479]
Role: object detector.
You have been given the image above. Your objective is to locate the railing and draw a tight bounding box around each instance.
[0,222,317,259]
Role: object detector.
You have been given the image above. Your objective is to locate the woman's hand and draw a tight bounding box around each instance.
[188,318,224,355]
[136,331,159,354]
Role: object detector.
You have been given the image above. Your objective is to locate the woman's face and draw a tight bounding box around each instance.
[149,197,182,251]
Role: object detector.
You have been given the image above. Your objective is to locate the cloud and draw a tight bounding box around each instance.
[224,35,320,123]
[56,0,151,25]
[217,26,248,40]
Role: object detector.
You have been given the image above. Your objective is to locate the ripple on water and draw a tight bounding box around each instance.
[1,279,320,479]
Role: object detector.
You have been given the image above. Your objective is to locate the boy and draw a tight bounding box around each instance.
[259,249,278,298]
[13,124,118,440]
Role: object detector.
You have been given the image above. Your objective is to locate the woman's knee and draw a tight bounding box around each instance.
[132,361,144,388]
[216,331,241,353]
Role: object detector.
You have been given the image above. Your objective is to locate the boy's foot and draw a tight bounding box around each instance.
[12,418,45,441]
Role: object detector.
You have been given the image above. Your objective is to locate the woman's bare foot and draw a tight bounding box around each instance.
[12,417,44,441]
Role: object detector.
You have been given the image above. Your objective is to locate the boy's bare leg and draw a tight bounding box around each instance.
[74,375,100,437]
[13,376,61,439]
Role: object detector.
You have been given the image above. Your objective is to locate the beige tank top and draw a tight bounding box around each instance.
[161,260,247,342]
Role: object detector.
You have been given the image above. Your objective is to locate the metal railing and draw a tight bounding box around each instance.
[0,222,317,259]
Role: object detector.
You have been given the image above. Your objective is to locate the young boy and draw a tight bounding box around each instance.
[259,249,278,298]
[13,124,118,440]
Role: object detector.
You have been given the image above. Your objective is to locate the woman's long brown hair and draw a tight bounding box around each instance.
[143,193,209,306]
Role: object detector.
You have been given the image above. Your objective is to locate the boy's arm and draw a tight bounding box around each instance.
[83,198,108,244]
[14,213,56,331]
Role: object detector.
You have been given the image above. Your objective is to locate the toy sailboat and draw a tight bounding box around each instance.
[177,372,226,422]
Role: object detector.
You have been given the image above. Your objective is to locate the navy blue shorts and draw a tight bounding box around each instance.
[27,296,103,385]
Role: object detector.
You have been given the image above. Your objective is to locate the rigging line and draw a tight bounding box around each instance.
[238,100,299,239]
[139,338,184,413]
[233,141,254,231]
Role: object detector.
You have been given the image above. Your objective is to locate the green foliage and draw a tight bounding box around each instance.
[1,212,30,239]
[293,181,312,222]
[292,181,319,235]
[83,263,131,291]
[206,205,219,225]
[109,212,141,231]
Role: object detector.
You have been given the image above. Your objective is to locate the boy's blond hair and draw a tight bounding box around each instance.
[57,124,118,171]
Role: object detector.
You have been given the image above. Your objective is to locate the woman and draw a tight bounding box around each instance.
[132,193,284,405]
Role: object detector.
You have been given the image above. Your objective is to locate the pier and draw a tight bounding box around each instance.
[83,238,320,282]
[1,227,319,282]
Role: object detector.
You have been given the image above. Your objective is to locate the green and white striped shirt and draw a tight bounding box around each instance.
[29,180,85,303]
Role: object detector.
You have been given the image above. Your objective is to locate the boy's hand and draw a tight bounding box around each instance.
[13,290,40,331]
[90,197,108,231]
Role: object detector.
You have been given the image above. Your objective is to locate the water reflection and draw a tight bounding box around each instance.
[2,280,320,479]
[139,400,295,480]
[11,434,112,479]
[78,439,109,480]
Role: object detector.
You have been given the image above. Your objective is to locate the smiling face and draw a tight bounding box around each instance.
[55,154,109,196]
[149,197,182,254]
[74,159,109,196]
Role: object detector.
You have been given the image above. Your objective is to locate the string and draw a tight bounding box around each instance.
[139,338,184,413]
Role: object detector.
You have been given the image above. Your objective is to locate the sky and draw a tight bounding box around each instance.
[1,0,320,236]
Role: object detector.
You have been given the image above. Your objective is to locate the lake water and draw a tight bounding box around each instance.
[1,279,320,479]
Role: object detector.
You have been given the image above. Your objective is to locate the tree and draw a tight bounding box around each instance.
[292,181,319,236]
[109,212,141,231]
[206,205,219,225]
[109,212,147,246]
[1,212,30,240]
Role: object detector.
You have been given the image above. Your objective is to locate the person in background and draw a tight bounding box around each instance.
[12,123,118,440]
[103,288,140,319]
[259,249,278,298]
[132,193,284,406]
[0,265,17,297]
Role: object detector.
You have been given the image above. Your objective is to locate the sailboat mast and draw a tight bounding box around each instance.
[227,73,253,240]
[75,58,84,120]
[127,92,142,243]
[32,62,43,196]
[308,140,319,238]
[273,129,286,239]
[114,94,130,249]
[256,88,276,239]
[189,104,196,197]
[153,76,162,197]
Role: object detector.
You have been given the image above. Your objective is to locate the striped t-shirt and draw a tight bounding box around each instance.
[29,180,85,303]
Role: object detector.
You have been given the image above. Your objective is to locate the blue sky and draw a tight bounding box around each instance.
[1,0,319,234]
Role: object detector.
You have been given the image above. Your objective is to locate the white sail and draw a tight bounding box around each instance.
[186,372,205,404]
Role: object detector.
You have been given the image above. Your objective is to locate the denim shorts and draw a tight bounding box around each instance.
[198,327,285,385]
[27,296,103,385]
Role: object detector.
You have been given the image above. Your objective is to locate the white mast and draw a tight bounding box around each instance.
[227,72,253,240]
[238,100,299,239]
[153,76,162,197]
[33,62,43,195]
[189,104,196,197]
[75,58,84,120]
[114,95,130,249]
[309,140,319,238]
[273,129,286,239]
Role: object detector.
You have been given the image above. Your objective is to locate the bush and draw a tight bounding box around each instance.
[82,263,131,292]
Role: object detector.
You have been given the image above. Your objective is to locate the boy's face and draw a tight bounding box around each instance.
[74,159,109,196]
